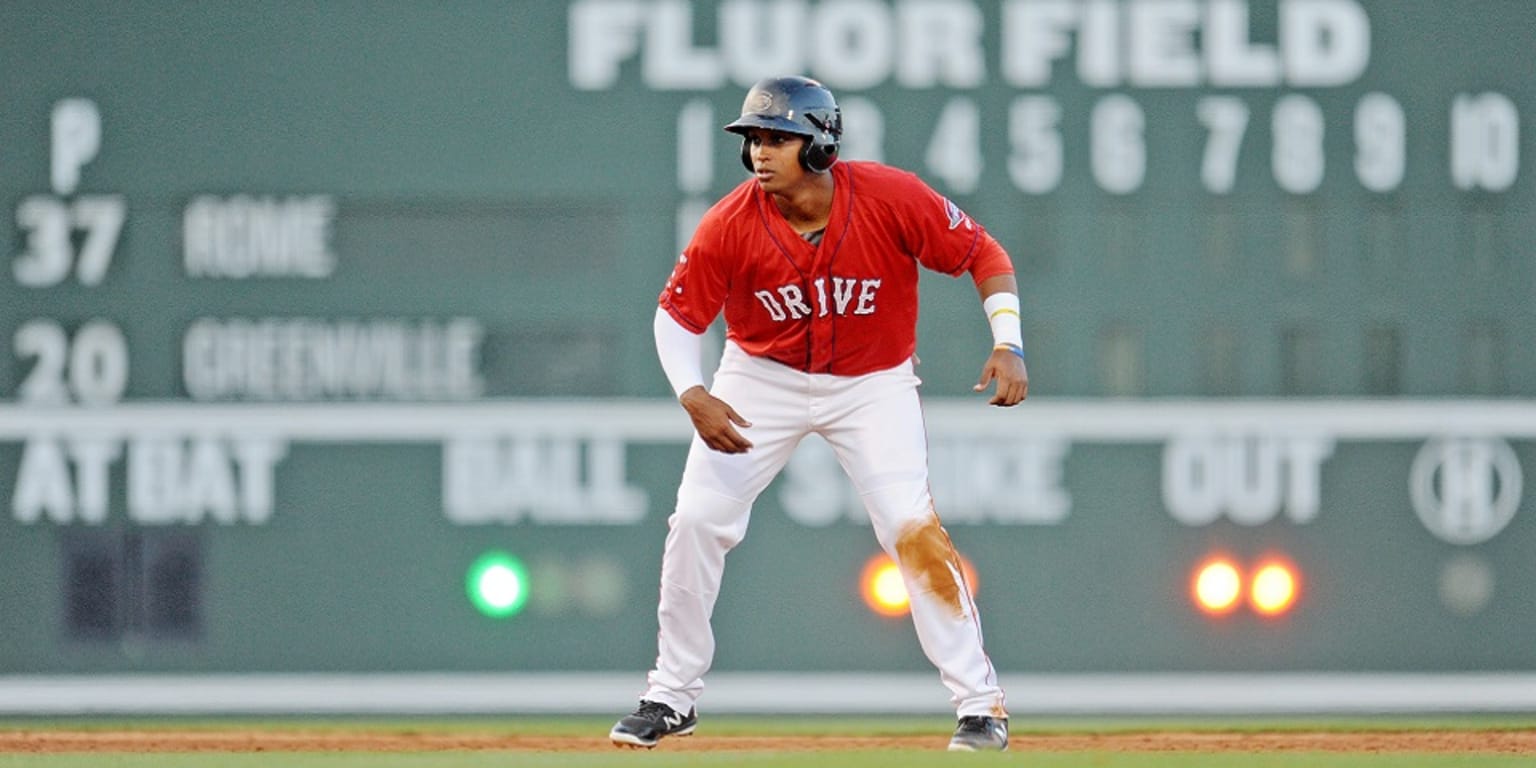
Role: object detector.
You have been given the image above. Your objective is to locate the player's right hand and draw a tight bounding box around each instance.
[679,386,755,454]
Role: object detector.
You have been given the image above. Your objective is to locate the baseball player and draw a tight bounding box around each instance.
[610,76,1026,753]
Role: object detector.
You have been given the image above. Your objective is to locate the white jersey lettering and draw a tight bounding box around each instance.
[757,277,883,322]
[855,279,882,315]
[753,290,787,321]
[777,284,813,319]
[831,277,857,314]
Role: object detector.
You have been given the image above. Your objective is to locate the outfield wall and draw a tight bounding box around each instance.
[2,399,1531,694]
[0,1,1531,713]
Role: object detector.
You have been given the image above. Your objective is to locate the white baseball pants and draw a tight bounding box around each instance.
[641,343,1007,718]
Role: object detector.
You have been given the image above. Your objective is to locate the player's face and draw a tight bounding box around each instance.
[743,129,808,192]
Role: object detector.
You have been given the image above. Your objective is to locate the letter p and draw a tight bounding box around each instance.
[51,98,101,195]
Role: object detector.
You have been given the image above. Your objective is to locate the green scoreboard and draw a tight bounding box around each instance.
[1,1,1532,713]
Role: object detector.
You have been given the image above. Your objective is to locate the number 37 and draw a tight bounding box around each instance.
[12,194,126,287]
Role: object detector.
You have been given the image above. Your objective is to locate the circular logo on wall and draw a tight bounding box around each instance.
[1409,437,1522,545]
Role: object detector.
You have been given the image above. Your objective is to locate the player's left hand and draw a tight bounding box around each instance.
[974,348,1028,407]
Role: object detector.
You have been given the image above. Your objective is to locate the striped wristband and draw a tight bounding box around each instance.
[983,293,1024,357]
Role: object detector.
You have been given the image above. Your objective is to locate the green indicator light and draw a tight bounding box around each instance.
[466,551,529,619]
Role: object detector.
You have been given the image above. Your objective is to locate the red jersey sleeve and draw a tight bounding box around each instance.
[880,168,1014,283]
[658,207,731,334]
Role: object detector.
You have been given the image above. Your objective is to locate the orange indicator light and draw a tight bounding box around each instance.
[1193,558,1242,615]
[1250,561,1299,616]
[860,552,978,618]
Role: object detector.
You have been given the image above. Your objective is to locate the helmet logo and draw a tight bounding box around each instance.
[746,90,775,115]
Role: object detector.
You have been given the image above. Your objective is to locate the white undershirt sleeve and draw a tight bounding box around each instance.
[653,306,706,398]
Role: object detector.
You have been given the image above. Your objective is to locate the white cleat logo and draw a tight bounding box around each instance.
[663,712,684,728]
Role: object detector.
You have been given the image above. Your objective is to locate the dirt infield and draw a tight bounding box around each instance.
[0,729,1532,754]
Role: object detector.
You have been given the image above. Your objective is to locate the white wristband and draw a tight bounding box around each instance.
[653,307,706,398]
[982,292,1023,350]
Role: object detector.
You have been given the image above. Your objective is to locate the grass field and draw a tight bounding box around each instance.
[0,716,1532,767]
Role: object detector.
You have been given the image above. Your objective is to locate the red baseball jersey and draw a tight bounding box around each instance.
[659,160,1014,376]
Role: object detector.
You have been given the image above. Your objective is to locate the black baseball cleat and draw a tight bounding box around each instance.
[947,715,1009,752]
[609,699,698,748]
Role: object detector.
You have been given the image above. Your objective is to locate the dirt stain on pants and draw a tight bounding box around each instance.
[894,513,968,618]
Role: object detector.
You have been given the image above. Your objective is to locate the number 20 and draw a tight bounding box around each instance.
[13,319,129,405]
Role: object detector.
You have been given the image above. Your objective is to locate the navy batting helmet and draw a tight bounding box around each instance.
[724,76,842,173]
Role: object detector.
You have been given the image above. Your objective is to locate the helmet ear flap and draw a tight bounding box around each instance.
[739,136,753,173]
[800,142,837,173]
